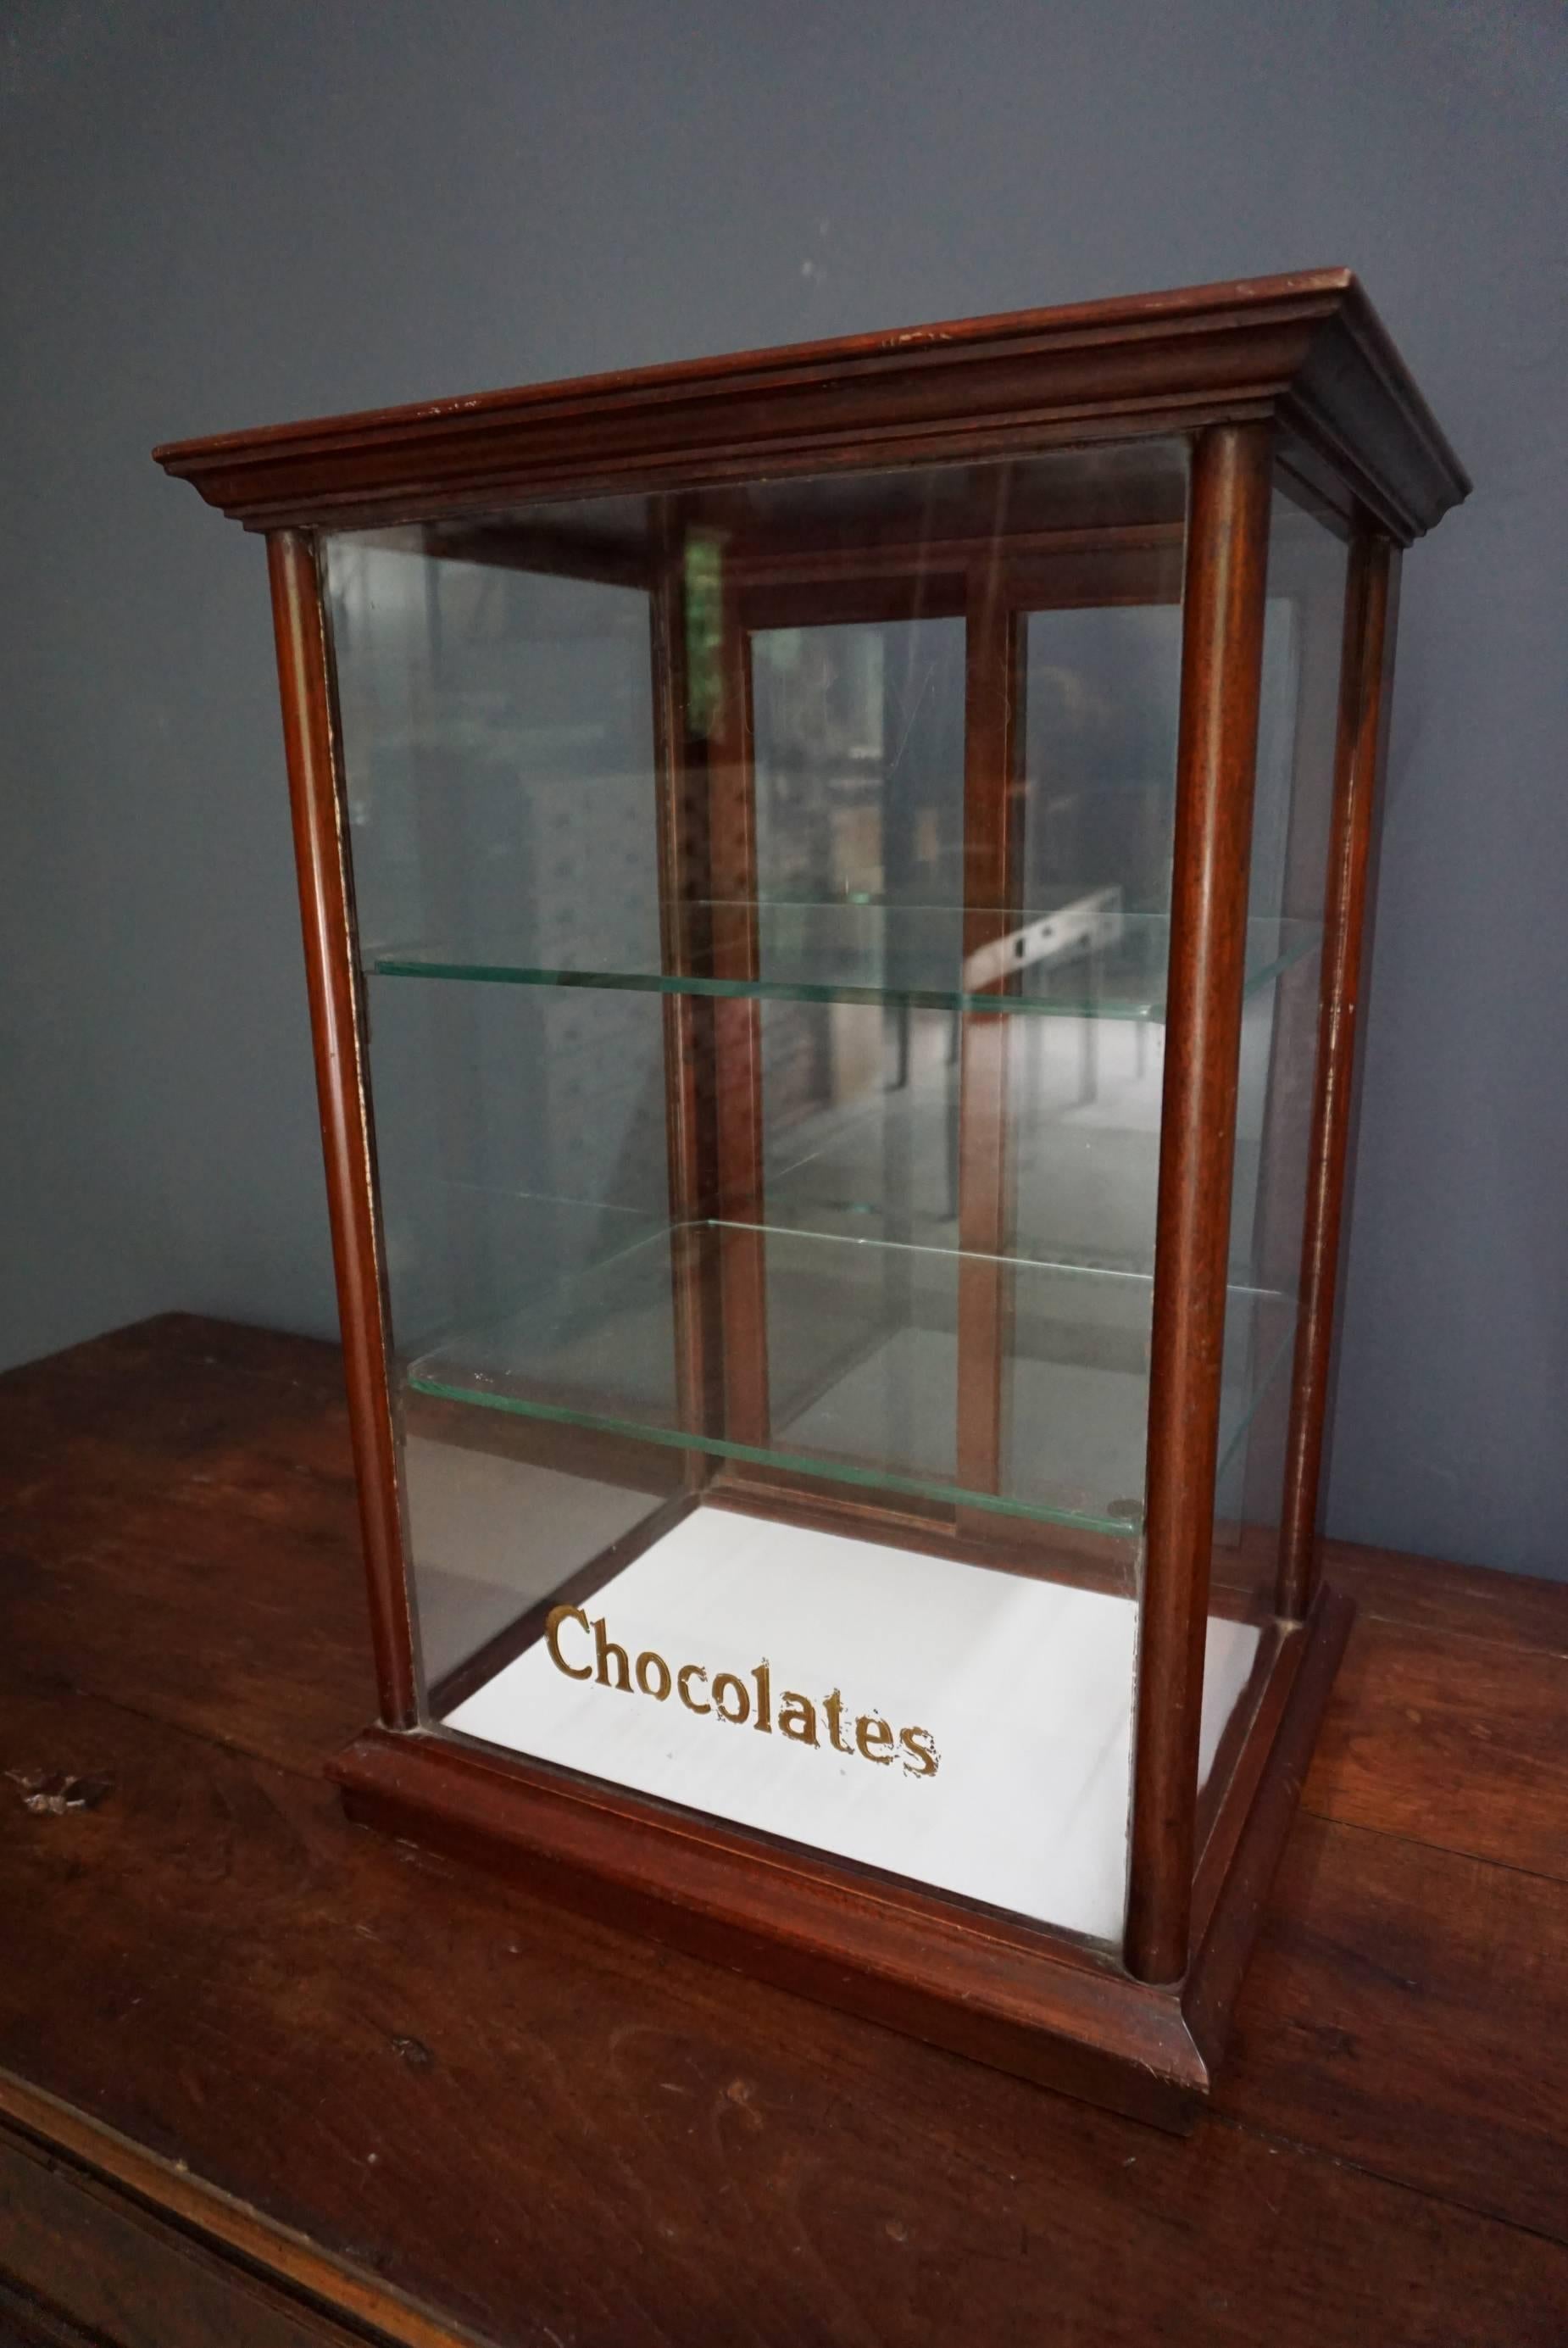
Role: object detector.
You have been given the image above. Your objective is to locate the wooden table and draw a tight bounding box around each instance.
[0,1315,1564,2346]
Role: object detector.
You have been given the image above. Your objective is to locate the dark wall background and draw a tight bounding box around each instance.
[2,0,1564,1574]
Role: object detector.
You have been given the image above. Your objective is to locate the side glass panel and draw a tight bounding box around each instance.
[325,441,1201,1949]
[1003,594,1263,1788]
[1207,480,1351,1749]
[1004,605,1181,1527]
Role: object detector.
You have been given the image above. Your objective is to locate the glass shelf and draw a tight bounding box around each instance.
[370,900,1321,1022]
[405,1218,1295,1539]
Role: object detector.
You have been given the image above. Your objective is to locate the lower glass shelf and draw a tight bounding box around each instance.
[406,1220,1295,1540]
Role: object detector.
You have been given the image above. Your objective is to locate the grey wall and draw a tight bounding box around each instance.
[2,0,1564,1575]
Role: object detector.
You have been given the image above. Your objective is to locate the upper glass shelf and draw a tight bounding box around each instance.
[370,898,1320,1021]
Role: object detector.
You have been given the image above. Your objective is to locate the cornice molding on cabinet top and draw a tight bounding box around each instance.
[154,269,1469,545]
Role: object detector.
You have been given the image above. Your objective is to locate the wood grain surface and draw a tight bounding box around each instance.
[1307,1616,1568,1878]
[1,1315,1565,2346]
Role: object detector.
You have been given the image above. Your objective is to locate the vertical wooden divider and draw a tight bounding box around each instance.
[1125,425,1273,1986]
[650,520,722,1484]
[1276,535,1400,1616]
[954,512,1026,1524]
[706,557,771,1449]
[266,528,419,1730]
[411,552,489,1329]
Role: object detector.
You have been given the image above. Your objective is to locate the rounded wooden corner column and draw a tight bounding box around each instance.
[265,527,420,1732]
[1275,533,1401,1619]
[1125,423,1274,1987]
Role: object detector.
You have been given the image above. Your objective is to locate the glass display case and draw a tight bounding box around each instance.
[156,270,1467,2129]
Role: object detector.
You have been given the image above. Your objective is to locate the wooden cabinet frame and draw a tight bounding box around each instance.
[158,270,1466,2128]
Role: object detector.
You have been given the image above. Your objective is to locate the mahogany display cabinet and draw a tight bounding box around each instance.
[156,270,1468,2130]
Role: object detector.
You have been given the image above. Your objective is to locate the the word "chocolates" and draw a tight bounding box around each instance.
[544,1605,940,1778]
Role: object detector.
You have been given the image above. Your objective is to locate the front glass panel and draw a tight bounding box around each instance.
[325,442,1260,1947]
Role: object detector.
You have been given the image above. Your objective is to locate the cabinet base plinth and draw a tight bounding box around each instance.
[331,1585,1352,2134]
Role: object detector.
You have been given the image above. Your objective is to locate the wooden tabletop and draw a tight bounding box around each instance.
[1,1315,1564,2346]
